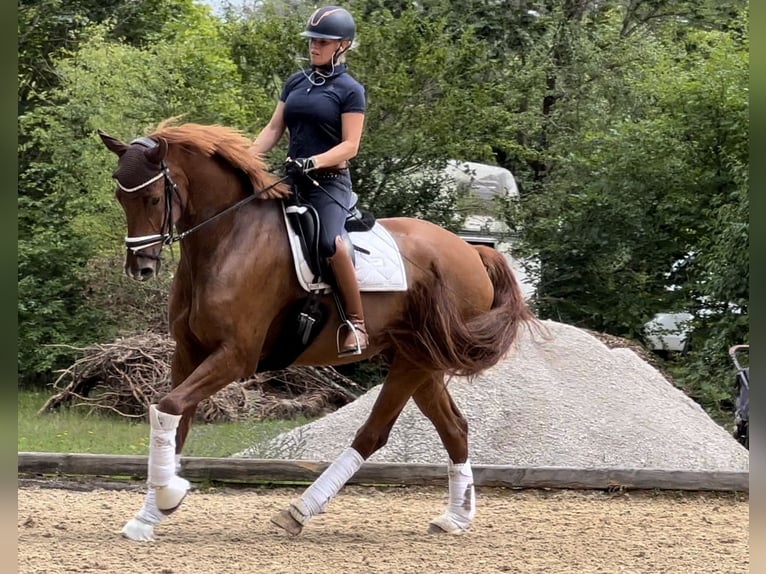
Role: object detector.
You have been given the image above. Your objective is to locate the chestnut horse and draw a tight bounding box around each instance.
[98,120,534,542]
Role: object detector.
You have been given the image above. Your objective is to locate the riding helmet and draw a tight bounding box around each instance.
[301,6,356,40]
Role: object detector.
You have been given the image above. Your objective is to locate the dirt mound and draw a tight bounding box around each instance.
[251,321,749,471]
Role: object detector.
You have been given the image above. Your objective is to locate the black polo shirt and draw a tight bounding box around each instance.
[280,64,366,159]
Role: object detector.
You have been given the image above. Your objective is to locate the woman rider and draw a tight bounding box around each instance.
[250,5,368,357]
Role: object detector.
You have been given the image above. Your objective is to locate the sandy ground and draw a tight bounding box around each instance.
[17,483,748,574]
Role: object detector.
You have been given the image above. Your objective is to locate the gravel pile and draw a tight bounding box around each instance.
[241,320,749,471]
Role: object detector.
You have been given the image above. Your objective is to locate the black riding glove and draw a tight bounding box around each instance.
[284,157,317,177]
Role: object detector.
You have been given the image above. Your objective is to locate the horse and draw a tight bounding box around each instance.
[98,119,535,542]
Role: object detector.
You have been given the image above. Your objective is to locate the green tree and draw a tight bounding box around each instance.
[502,6,748,414]
[17,0,748,422]
[19,0,205,116]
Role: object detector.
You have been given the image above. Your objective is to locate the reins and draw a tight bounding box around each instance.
[120,149,289,256]
[164,174,290,246]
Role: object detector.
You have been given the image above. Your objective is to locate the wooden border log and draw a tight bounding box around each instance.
[17,452,749,492]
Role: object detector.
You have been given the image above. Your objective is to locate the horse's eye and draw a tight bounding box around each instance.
[151,197,161,206]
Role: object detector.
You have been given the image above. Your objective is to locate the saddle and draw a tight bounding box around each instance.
[284,191,375,280]
[258,193,378,373]
[258,192,408,372]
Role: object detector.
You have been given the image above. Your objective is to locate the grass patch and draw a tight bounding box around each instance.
[18,390,311,457]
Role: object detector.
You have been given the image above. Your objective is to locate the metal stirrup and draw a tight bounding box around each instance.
[336,320,363,355]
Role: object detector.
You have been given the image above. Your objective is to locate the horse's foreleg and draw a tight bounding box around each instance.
[121,343,240,542]
[121,404,198,541]
[271,360,428,536]
[412,378,476,534]
[121,405,189,541]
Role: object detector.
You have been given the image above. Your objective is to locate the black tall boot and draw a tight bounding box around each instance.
[327,237,368,356]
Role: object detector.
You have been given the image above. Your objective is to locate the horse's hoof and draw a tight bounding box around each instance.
[271,509,303,536]
[156,476,190,514]
[427,515,468,535]
[121,518,155,542]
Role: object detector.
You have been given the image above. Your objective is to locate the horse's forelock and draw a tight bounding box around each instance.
[148,120,290,199]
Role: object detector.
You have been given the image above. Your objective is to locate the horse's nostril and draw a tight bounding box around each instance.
[139,267,155,280]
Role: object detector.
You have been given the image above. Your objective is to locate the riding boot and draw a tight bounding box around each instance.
[328,237,368,357]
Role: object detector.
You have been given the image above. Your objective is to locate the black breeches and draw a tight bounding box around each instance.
[296,172,353,258]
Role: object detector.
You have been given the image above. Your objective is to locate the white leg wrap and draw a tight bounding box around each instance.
[288,447,364,525]
[122,453,185,541]
[147,405,189,511]
[430,459,476,533]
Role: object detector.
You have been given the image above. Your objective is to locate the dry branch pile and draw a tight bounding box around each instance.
[40,333,363,423]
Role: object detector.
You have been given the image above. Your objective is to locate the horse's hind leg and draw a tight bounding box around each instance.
[411,379,476,534]
[271,359,429,535]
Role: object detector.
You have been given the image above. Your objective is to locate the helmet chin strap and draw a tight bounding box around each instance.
[304,43,348,86]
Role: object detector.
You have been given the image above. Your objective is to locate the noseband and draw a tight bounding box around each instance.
[116,137,289,259]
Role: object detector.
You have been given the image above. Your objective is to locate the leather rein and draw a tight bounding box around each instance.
[116,137,287,259]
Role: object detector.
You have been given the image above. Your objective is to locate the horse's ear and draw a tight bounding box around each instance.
[144,137,168,164]
[98,130,129,157]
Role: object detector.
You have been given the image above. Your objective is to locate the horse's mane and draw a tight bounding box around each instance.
[149,118,290,200]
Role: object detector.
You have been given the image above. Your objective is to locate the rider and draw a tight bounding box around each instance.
[250,5,368,357]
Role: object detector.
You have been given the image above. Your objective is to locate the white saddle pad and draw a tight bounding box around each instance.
[283,207,408,293]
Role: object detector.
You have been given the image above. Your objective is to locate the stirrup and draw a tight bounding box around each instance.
[336,320,365,357]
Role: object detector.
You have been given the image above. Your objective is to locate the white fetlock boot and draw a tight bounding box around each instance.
[122,405,189,541]
[428,459,476,534]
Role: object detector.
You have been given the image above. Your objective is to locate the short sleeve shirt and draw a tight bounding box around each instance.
[280,64,366,159]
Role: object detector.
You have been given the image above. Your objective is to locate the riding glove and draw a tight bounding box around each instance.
[284,157,317,177]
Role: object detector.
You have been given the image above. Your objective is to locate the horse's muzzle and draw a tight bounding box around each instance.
[125,252,161,281]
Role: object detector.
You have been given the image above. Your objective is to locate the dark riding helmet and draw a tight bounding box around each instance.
[301,6,356,41]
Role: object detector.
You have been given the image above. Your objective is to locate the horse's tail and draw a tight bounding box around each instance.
[475,243,536,321]
[467,245,538,367]
[382,245,537,377]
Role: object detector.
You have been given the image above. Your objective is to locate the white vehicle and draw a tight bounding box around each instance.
[643,311,693,352]
[444,160,519,200]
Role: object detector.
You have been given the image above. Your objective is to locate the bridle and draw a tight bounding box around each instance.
[116,137,288,259]
[114,137,181,260]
